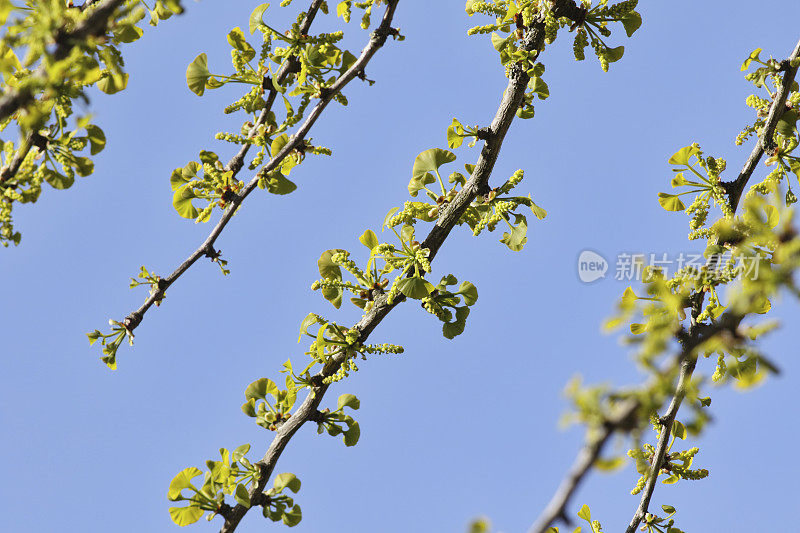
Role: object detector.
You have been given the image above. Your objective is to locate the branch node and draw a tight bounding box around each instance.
[204,245,222,262]
[308,409,327,423]
[250,492,268,508]
[476,127,493,141]
[356,68,375,85]
[372,25,400,45]
[216,502,232,519]
[30,132,49,151]
[286,56,301,75]
[123,311,142,331]
[568,5,588,31]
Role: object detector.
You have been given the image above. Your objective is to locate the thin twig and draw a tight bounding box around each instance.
[528,401,637,533]
[225,0,325,176]
[121,0,396,333]
[624,356,695,533]
[724,37,800,211]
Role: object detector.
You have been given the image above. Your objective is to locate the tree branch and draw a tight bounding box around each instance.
[218,2,589,530]
[224,0,325,176]
[724,37,800,211]
[527,37,800,533]
[624,38,800,532]
[624,359,694,532]
[528,312,743,533]
[121,0,400,334]
[0,0,128,122]
[528,400,637,533]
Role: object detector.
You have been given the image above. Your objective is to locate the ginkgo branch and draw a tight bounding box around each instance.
[218,2,588,531]
[120,0,400,334]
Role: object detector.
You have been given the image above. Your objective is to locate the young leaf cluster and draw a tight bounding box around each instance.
[0,0,183,246]
[168,445,303,527]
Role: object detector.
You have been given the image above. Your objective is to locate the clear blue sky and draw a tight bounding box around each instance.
[1,1,798,532]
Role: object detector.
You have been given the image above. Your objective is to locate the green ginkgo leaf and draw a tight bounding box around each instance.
[658,192,685,211]
[169,505,203,526]
[529,76,549,99]
[271,133,289,156]
[500,216,528,251]
[741,48,762,71]
[283,504,302,527]
[442,306,470,339]
[113,23,143,44]
[337,393,360,410]
[412,148,456,180]
[186,53,211,96]
[671,420,687,439]
[359,229,379,250]
[776,109,798,137]
[318,250,342,281]
[447,118,464,149]
[172,187,200,219]
[490,32,513,52]
[245,378,278,401]
[397,276,434,299]
[235,484,251,508]
[621,11,642,37]
[273,473,301,493]
[577,504,591,521]
[529,200,547,220]
[167,467,202,501]
[408,171,435,197]
[605,45,624,63]
[764,205,779,228]
[262,170,297,195]
[85,125,106,155]
[318,250,343,308]
[97,72,129,94]
[343,421,360,447]
[668,145,699,166]
[456,281,478,306]
[249,3,270,34]
[630,323,647,335]
[41,167,73,190]
[671,172,690,187]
